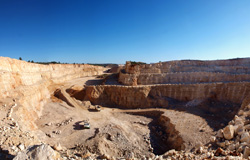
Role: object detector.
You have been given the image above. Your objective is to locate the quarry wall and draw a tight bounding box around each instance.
[85,82,250,109]
[119,72,250,85]
[0,57,105,129]
[125,58,250,74]
[121,58,250,85]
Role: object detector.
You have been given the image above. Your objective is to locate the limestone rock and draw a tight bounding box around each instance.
[210,136,216,143]
[217,129,224,138]
[217,141,226,148]
[240,132,250,143]
[18,144,25,151]
[245,124,250,130]
[235,125,245,136]
[223,125,234,140]
[227,144,236,151]
[243,146,250,159]
[13,144,61,160]
[234,116,244,126]
[53,143,63,151]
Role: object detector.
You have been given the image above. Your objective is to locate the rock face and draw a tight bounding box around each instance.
[84,82,250,108]
[119,59,250,85]
[0,57,105,130]
[120,72,250,85]
[13,144,60,160]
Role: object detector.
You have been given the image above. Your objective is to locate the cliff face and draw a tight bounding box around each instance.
[0,57,105,130]
[120,59,250,85]
[85,82,250,109]
[125,58,250,74]
[119,72,250,85]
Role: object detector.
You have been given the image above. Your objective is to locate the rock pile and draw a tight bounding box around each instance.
[213,114,250,159]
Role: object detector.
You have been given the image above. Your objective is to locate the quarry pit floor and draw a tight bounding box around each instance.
[34,76,235,158]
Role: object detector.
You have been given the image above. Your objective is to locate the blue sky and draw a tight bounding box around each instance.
[0,0,249,64]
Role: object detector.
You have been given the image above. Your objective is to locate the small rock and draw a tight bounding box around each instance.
[228,144,236,151]
[229,120,234,125]
[210,136,216,143]
[11,146,18,153]
[215,148,226,156]
[245,124,250,130]
[235,116,244,125]
[45,122,52,126]
[235,142,240,149]
[18,144,25,151]
[243,146,250,159]
[53,143,63,151]
[225,140,230,146]
[237,145,244,153]
[223,125,234,140]
[217,129,224,138]
[197,146,203,154]
[240,132,250,143]
[217,141,226,148]
[164,149,176,156]
[235,125,245,136]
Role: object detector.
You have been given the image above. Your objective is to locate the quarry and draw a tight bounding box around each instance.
[1,56,250,159]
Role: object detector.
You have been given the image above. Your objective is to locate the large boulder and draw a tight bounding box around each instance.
[223,125,234,140]
[14,144,61,160]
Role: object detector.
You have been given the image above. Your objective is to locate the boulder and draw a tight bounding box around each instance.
[13,144,61,160]
[223,125,234,140]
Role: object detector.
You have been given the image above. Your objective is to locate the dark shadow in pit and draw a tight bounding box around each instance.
[167,97,241,131]
[125,111,178,155]
[87,109,100,112]
[0,148,14,160]
[85,79,103,85]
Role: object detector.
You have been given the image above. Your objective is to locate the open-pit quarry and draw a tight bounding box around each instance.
[1,57,250,159]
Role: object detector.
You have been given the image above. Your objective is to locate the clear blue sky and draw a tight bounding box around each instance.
[0,0,249,64]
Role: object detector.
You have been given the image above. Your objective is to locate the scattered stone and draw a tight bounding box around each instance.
[45,122,52,126]
[240,132,250,143]
[53,143,63,151]
[210,136,216,143]
[228,144,236,151]
[223,125,234,140]
[245,124,250,130]
[196,146,203,154]
[234,116,244,126]
[215,148,225,156]
[217,129,224,138]
[217,141,226,148]
[235,125,245,135]
[18,144,25,151]
[243,146,250,159]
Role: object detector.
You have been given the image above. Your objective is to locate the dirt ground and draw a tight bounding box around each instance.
[34,76,221,158]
